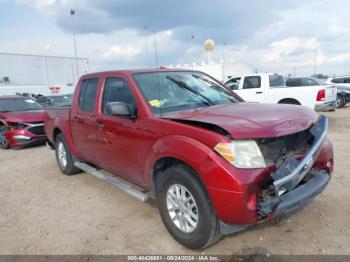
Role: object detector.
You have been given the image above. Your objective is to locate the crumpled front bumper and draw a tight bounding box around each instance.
[220,116,332,235]
[274,170,329,216]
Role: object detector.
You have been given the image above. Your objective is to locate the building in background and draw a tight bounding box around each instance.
[170,59,256,82]
[0,53,89,96]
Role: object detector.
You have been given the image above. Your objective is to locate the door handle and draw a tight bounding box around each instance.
[95,122,104,129]
[256,91,263,94]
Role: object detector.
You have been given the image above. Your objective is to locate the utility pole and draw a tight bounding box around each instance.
[144,24,159,69]
[144,24,149,65]
[313,49,317,77]
[190,35,195,69]
[222,43,226,81]
[70,9,79,81]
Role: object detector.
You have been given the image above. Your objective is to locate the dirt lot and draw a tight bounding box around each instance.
[0,107,349,255]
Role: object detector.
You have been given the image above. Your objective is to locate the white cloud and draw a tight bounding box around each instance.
[328,53,350,64]
[43,43,51,50]
[103,45,141,59]
[263,37,319,63]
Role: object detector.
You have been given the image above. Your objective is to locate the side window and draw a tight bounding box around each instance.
[243,76,261,89]
[344,78,350,83]
[226,78,241,90]
[78,78,99,112]
[301,78,316,86]
[102,78,136,116]
[332,78,344,83]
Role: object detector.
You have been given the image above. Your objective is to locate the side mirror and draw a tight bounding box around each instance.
[105,102,134,118]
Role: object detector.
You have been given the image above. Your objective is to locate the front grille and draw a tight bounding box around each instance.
[28,126,46,135]
[257,128,314,167]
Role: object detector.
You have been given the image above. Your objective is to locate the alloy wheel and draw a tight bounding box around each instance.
[166,184,199,233]
[336,96,342,108]
[57,142,67,168]
[0,127,8,148]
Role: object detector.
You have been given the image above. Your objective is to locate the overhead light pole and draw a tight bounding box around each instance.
[144,24,159,69]
[70,9,79,80]
[313,49,317,77]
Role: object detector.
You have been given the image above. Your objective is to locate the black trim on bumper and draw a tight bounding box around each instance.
[13,137,47,148]
[220,170,330,235]
[275,170,329,216]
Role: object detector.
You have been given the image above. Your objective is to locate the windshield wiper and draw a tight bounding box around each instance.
[191,74,237,103]
[166,76,215,106]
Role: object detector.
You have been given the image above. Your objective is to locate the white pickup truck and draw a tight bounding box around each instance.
[225,73,337,111]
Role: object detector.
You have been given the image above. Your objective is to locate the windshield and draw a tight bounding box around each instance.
[312,78,326,85]
[47,96,72,107]
[133,71,241,114]
[0,98,43,112]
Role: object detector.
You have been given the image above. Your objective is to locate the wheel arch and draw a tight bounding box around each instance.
[0,118,9,127]
[278,98,301,105]
[145,135,215,193]
[53,127,62,141]
[151,156,206,194]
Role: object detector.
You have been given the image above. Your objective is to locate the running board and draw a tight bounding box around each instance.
[74,162,149,202]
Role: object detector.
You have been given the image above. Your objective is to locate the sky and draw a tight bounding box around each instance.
[0,0,350,76]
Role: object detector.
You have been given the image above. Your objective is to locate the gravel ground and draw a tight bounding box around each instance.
[0,106,349,255]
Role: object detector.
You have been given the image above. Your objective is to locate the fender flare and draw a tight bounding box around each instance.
[144,135,239,192]
[52,117,78,156]
[144,135,212,187]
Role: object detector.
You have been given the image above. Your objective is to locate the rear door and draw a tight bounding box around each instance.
[70,78,100,163]
[235,75,265,103]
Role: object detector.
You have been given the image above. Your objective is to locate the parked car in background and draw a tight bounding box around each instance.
[0,96,46,149]
[36,95,72,108]
[286,77,346,108]
[335,86,350,108]
[225,73,337,112]
[326,76,350,88]
[45,69,333,249]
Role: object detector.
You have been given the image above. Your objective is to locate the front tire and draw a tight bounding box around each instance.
[157,164,221,249]
[55,133,80,175]
[0,126,9,149]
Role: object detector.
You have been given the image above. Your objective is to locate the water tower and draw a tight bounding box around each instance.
[203,39,215,62]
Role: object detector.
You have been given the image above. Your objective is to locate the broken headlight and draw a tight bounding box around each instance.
[214,140,267,169]
[8,122,28,130]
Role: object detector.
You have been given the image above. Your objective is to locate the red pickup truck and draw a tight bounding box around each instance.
[45,69,334,249]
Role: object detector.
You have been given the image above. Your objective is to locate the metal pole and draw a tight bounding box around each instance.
[153,30,159,70]
[190,35,195,69]
[144,25,149,65]
[313,49,317,76]
[222,43,226,81]
[44,56,49,87]
[70,9,79,80]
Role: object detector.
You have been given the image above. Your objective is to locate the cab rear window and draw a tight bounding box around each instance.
[269,74,285,87]
[78,78,99,112]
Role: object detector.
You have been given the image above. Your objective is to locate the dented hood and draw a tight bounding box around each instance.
[164,103,319,139]
[0,110,45,123]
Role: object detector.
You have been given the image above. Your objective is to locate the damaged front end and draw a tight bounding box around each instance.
[256,116,331,220]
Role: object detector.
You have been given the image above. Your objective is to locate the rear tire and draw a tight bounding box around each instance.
[55,133,80,175]
[156,164,221,249]
[336,94,345,108]
[0,126,9,149]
